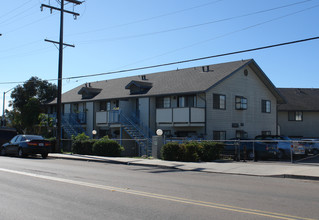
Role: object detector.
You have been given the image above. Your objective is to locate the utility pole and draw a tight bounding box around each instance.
[41,0,82,152]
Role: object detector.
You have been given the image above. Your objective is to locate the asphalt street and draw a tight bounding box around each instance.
[0,156,318,220]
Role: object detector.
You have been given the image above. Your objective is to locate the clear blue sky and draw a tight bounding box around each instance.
[1,0,319,112]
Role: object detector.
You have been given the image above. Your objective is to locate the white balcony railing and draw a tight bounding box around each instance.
[156,107,205,125]
[96,110,120,124]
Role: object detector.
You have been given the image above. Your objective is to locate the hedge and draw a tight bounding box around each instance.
[161,141,224,162]
[72,139,96,155]
[160,142,182,161]
[71,134,124,157]
[92,139,124,157]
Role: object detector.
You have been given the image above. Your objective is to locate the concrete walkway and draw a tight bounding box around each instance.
[49,153,319,180]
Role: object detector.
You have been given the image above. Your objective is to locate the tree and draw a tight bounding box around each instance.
[8,77,57,133]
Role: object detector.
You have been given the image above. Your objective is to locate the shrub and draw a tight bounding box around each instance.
[161,142,182,161]
[72,139,95,155]
[92,138,124,157]
[180,142,202,162]
[72,132,90,141]
[199,141,224,161]
[161,141,224,162]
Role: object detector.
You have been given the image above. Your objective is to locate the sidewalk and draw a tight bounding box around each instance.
[49,153,319,181]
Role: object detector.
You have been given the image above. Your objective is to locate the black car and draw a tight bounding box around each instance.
[1,135,51,158]
[223,138,279,160]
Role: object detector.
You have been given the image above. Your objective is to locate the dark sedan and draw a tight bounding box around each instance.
[1,135,51,159]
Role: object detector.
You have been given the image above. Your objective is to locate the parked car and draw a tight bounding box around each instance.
[1,135,51,158]
[300,139,319,155]
[255,135,305,159]
[223,138,279,160]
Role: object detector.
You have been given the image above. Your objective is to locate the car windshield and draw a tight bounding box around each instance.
[24,135,44,141]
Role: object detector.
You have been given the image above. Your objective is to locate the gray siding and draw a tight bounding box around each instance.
[86,102,94,137]
[206,66,277,139]
[278,111,319,138]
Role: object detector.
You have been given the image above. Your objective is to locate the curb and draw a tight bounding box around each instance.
[49,155,319,181]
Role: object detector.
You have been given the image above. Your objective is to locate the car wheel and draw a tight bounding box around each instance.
[313,149,319,155]
[1,147,6,156]
[277,150,284,160]
[18,148,25,158]
[42,153,48,159]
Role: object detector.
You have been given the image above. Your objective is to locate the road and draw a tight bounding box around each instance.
[0,156,318,220]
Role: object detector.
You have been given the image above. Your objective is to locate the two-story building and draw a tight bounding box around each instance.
[48,59,285,156]
[278,88,319,138]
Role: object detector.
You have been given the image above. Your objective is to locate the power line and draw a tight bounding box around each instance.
[112,3,319,70]
[0,0,33,20]
[77,0,313,44]
[1,36,318,85]
[68,0,225,37]
[0,2,39,26]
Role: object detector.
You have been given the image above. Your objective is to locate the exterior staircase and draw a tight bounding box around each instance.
[50,113,86,138]
[61,113,86,138]
[119,111,153,156]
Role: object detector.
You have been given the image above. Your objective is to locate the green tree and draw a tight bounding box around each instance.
[8,77,57,133]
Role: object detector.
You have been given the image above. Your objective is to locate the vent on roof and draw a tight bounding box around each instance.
[141,75,146,80]
[202,66,212,72]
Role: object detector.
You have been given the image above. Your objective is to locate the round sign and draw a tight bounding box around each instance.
[156,129,163,136]
[92,130,97,135]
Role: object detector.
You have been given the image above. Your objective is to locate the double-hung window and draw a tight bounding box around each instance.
[156,97,171,108]
[261,100,271,113]
[213,131,226,140]
[288,111,303,121]
[213,94,226,110]
[235,96,247,110]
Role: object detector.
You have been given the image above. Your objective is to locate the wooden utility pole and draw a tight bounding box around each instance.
[41,0,82,152]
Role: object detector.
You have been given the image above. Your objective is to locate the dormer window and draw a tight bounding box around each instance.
[78,87,102,99]
[125,80,152,95]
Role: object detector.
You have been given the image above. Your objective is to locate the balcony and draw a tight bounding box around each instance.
[156,107,205,126]
[96,110,120,124]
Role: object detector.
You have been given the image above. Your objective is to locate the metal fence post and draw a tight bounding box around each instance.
[290,141,294,163]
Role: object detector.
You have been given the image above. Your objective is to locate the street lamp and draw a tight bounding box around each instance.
[92,130,97,139]
[2,87,15,127]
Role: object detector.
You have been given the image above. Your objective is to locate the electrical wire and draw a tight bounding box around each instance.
[112,3,319,70]
[0,0,33,20]
[77,0,313,44]
[68,0,225,36]
[0,2,39,26]
[0,36,318,85]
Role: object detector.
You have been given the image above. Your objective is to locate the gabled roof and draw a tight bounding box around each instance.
[49,59,284,104]
[278,88,319,111]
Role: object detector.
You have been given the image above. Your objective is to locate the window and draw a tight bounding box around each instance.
[106,102,111,111]
[178,95,196,107]
[262,131,271,136]
[213,94,226,110]
[288,111,303,121]
[261,100,271,113]
[235,96,247,110]
[156,97,171,108]
[100,101,106,111]
[213,131,226,140]
[72,103,79,113]
[236,130,248,139]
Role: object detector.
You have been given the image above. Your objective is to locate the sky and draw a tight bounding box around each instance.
[0,0,319,113]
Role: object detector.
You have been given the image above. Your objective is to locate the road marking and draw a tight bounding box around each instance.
[0,168,315,220]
